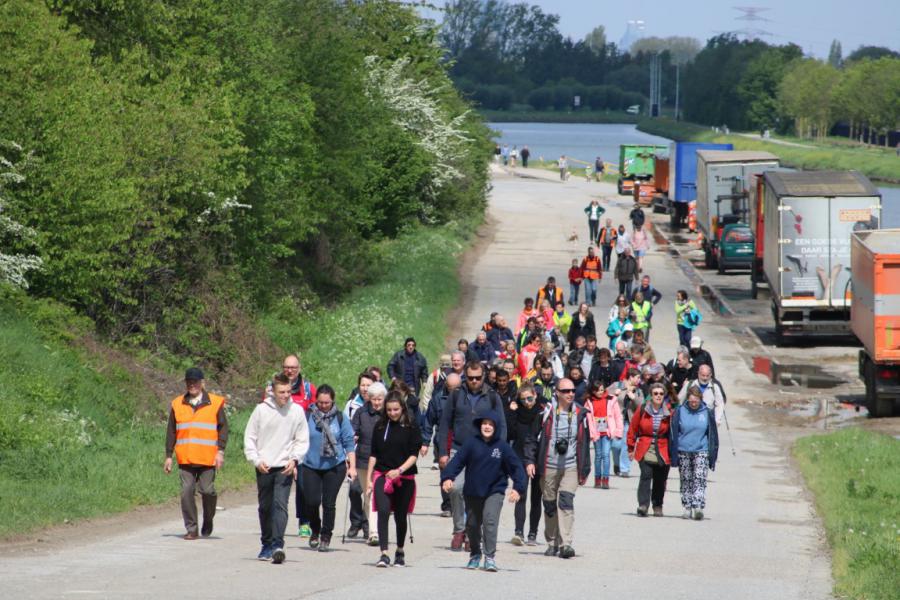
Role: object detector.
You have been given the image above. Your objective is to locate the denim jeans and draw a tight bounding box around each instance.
[601,245,613,271]
[256,467,293,550]
[611,421,631,474]
[584,279,598,305]
[593,435,612,478]
[678,325,692,348]
[569,282,580,305]
[618,279,633,298]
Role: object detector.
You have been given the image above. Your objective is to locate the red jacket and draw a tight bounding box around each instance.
[626,403,672,464]
[568,266,583,285]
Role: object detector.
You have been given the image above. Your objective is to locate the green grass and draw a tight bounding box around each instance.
[481,109,638,124]
[0,220,475,537]
[261,220,477,402]
[794,428,900,600]
[637,118,900,183]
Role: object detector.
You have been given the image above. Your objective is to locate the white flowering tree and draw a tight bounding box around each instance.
[363,55,472,193]
[0,141,42,288]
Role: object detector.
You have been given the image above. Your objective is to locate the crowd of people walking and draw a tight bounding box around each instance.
[163,194,727,572]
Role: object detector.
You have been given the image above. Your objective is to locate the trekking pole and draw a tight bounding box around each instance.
[341,477,351,544]
[722,407,737,456]
[408,513,414,544]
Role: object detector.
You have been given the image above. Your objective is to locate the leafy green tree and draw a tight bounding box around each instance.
[846,46,900,63]
[778,59,841,139]
[828,40,843,68]
[737,44,803,132]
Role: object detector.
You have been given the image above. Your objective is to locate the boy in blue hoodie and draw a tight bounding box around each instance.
[441,410,527,572]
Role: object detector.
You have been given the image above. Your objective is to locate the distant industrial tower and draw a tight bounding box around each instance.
[619,20,646,52]
[730,6,773,40]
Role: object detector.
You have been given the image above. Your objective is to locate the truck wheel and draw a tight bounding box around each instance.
[717,249,726,274]
[617,180,624,195]
[751,275,758,299]
[774,322,785,347]
[670,209,679,228]
[864,358,894,417]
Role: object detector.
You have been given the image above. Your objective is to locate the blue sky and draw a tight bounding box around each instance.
[424,1,898,59]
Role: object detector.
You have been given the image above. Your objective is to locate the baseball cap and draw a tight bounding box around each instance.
[690,337,702,349]
[185,367,205,381]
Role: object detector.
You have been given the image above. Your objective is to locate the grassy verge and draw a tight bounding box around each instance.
[637,118,900,183]
[794,428,900,600]
[482,109,638,124]
[0,221,475,538]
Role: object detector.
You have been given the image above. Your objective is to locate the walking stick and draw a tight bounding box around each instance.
[408,513,414,544]
[341,477,351,544]
[722,407,737,456]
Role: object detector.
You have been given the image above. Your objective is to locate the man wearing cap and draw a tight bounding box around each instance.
[688,337,715,378]
[164,368,229,540]
[387,338,428,395]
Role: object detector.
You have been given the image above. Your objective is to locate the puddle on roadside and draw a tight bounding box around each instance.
[752,356,843,388]
[699,284,731,316]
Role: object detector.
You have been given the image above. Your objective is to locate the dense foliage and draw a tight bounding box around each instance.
[0,0,491,376]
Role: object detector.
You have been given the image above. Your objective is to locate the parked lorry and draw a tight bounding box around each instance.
[761,170,881,344]
[748,169,789,298]
[696,150,779,270]
[652,142,733,227]
[851,229,900,417]
[634,156,668,208]
[617,144,666,195]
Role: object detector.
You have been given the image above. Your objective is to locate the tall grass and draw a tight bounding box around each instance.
[637,118,900,183]
[0,221,475,536]
[794,428,900,600]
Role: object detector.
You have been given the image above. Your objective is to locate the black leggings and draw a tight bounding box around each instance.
[374,475,415,552]
[514,474,542,536]
[301,463,346,539]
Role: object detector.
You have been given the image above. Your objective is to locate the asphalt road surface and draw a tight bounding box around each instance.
[0,167,833,599]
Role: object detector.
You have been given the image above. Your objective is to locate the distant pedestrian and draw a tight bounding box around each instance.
[631,291,652,342]
[629,204,645,229]
[615,247,639,298]
[387,338,428,395]
[509,145,519,168]
[567,302,596,349]
[567,259,583,306]
[631,225,649,273]
[521,145,531,168]
[670,384,719,520]
[632,275,662,305]
[442,410,526,572]
[164,367,228,541]
[535,276,564,308]
[244,373,310,563]
[580,247,602,306]
[558,155,568,180]
[688,337,715,378]
[597,219,616,271]
[614,224,630,260]
[628,382,672,517]
[494,144,501,164]
[594,156,605,181]
[502,144,510,165]
[586,379,623,489]
[675,290,698,348]
[370,391,422,567]
[584,199,606,242]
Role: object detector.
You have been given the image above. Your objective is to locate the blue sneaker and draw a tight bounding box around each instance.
[483,557,497,572]
[257,545,273,561]
[466,555,481,570]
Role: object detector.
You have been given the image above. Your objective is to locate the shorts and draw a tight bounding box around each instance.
[634,250,646,257]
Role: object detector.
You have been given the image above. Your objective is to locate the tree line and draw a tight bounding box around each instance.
[0,0,491,372]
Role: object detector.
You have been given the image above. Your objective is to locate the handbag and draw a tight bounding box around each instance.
[642,437,661,465]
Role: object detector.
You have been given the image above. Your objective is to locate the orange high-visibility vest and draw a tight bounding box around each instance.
[172,394,225,466]
[582,256,602,280]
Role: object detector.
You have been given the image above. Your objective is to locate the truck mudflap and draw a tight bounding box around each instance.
[859,350,900,417]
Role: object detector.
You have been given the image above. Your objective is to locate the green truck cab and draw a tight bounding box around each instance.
[617,144,667,195]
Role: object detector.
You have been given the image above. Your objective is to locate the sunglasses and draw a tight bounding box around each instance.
[521,395,536,402]
[558,388,575,394]
[651,391,665,396]
[467,374,484,381]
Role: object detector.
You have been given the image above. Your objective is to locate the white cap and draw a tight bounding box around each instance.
[624,323,634,332]
[690,336,702,349]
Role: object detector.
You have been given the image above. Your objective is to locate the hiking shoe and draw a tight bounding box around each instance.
[636,505,649,517]
[466,555,481,570]
[257,545,273,561]
[367,534,379,547]
[613,466,620,476]
[511,533,524,546]
[544,545,559,557]
[318,537,331,552]
[559,546,575,559]
[183,532,199,541]
[693,510,704,521]
[440,510,451,518]
[682,509,693,520]
[451,531,465,551]
[361,525,370,539]
[271,547,285,564]
[526,533,537,546]
[200,520,213,538]
[652,506,664,517]
[346,525,360,539]
[393,550,406,567]
[601,478,610,489]
[483,557,498,572]
[299,524,312,538]
[376,553,391,568]
[308,534,320,549]
[594,477,602,488]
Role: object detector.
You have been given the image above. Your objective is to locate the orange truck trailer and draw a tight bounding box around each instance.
[851,229,900,417]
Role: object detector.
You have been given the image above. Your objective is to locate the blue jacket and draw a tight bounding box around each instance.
[669,403,719,470]
[303,411,356,470]
[441,411,526,497]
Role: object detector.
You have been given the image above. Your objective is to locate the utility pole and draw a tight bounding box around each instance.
[648,53,662,117]
[674,63,680,121]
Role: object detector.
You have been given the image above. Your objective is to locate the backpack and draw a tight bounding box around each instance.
[450,387,500,429]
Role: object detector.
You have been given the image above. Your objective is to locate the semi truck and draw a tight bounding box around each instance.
[695,150,780,270]
[652,142,733,227]
[851,229,900,417]
[761,170,881,344]
[635,156,668,209]
[617,144,666,196]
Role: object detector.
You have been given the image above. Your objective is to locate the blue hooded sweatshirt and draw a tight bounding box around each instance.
[441,410,527,498]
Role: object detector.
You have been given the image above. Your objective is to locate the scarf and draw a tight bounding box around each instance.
[311,405,339,458]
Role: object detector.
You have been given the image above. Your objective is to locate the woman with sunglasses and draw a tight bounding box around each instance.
[587,380,623,489]
[607,294,630,323]
[506,384,543,546]
[627,382,672,517]
[369,391,421,567]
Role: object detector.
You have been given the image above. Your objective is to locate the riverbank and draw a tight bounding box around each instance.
[483,109,638,124]
[637,118,900,183]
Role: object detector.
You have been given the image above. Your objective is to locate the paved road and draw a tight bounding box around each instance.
[0,170,833,599]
